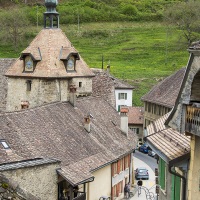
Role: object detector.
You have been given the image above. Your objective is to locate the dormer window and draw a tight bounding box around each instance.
[20,49,42,73]
[60,49,80,72]
[25,56,34,72]
[67,56,75,71]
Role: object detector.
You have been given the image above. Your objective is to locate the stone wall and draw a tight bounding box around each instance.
[6,77,93,111]
[0,59,16,112]
[1,163,59,200]
[0,174,38,200]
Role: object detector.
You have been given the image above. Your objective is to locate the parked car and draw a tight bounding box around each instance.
[135,167,149,180]
[139,143,151,153]
[148,150,156,157]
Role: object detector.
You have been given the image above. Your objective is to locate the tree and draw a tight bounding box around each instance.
[164,1,200,46]
[0,7,29,50]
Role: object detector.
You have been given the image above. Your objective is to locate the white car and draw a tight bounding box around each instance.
[148,150,156,157]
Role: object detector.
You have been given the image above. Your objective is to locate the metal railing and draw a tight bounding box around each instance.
[186,105,200,135]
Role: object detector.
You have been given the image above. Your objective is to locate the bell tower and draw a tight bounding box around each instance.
[44,0,59,28]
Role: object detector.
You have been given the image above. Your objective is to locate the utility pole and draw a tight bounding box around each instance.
[37,5,39,29]
[78,12,80,32]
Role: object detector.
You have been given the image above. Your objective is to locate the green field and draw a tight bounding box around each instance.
[63,22,189,105]
[0,22,189,105]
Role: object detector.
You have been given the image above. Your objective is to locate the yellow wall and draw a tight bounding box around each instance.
[188,135,200,200]
[88,165,111,200]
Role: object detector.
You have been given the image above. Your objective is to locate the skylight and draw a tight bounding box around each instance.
[0,140,10,149]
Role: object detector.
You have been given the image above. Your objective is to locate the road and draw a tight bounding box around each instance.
[133,150,158,171]
[131,150,158,200]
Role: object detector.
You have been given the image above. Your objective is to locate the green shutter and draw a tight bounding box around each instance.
[159,158,166,190]
[175,175,181,200]
[171,170,181,200]
[118,105,120,112]
[171,174,175,200]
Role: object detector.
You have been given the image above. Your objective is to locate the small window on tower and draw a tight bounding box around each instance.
[79,82,82,87]
[26,80,32,91]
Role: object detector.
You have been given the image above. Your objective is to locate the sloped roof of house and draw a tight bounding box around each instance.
[0,97,137,185]
[141,68,186,108]
[127,107,144,125]
[145,113,190,164]
[0,59,16,112]
[5,29,94,78]
[92,69,134,108]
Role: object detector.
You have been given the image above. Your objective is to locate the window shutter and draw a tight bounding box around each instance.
[118,93,120,100]
[159,158,166,190]
[125,93,127,100]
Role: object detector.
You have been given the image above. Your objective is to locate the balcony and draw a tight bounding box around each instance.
[185,105,200,136]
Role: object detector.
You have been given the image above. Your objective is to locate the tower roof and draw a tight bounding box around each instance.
[5,29,94,78]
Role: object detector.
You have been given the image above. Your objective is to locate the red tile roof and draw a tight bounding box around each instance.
[5,29,94,78]
[127,107,144,125]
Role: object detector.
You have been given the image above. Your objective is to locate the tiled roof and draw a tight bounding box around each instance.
[145,113,190,163]
[0,158,59,171]
[5,29,94,78]
[92,69,134,107]
[127,107,144,125]
[141,68,186,108]
[0,59,16,112]
[0,97,137,184]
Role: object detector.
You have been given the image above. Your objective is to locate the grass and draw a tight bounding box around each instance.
[0,22,189,106]
[62,22,189,105]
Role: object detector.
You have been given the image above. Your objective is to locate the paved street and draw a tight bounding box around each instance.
[131,156,157,200]
[121,151,158,200]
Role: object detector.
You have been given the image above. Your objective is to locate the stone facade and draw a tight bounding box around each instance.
[0,174,38,200]
[1,163,59,200]
[6,77,92,111]
[0,59,16,112]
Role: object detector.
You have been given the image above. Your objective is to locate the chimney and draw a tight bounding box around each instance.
[69,85,77,107]
[84,116,91,133]
[21,100,29,109]
[120,107,129,136]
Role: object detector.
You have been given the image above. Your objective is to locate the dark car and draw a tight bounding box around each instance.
[139,144,151,153]
[135,167,149,180]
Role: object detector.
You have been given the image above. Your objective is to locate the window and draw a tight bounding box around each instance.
[26,80,32,91]
[118,93,127,100]
[0,140,10,149]
[79,82,82,87]
[130,128,139,134]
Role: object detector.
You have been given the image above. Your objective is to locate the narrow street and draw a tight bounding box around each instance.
[132,150,158,200]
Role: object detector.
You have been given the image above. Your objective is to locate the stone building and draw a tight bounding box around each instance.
[5,1,94,112]
[141,67,185,129]
[0,1,138,200]
[92,68,134,111]
[0,59,15,112]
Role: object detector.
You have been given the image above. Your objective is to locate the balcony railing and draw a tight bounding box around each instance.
[185,105,200,136]
[73,193,86,200]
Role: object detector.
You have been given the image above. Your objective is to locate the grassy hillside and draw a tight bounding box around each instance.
[0,0,189,106]
[63,22,188,105]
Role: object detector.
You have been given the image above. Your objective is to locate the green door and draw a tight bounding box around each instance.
[171,174,181,200]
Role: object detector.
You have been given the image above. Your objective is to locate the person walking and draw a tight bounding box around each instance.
[124,183,128,199]
[137,179,143,197]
